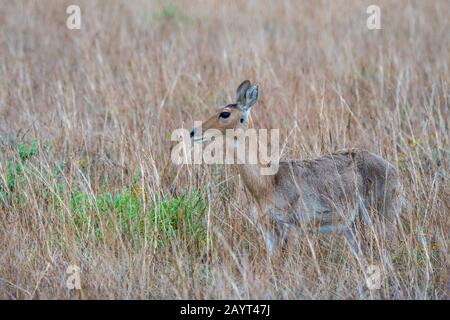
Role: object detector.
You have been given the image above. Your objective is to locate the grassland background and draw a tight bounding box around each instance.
[0,0,448,299]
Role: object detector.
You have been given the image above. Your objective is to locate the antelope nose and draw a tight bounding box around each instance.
[190,128,196,138]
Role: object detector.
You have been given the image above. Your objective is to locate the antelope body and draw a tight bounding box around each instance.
[190,80,402,254]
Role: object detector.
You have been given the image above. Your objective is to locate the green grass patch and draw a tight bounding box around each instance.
[1,138,207,252]
[141,3,192,24]
[70,188,207,250]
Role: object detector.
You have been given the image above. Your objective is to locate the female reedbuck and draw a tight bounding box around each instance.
[190,80,402,255]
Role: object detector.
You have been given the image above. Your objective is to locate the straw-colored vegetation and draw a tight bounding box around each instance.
[0,0,448,299]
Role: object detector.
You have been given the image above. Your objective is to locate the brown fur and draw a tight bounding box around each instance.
[191,81,402,254]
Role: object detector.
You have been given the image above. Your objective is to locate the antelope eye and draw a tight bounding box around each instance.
[219,112,231,119]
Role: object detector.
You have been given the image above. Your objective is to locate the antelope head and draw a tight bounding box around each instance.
[190,80,259,143]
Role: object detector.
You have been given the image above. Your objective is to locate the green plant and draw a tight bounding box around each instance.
[150,191,207,249]
[18,139,38,161]
[0,139,39,207]
[152,3,190,23]
[69,187,207,250]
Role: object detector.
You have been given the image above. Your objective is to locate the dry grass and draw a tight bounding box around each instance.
[0,0,449,299]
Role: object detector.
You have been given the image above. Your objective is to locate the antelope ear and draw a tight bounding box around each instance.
[236,80,251,105]
[243,84,259,110]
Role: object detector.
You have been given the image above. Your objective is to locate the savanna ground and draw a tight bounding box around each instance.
[0,0,449,299]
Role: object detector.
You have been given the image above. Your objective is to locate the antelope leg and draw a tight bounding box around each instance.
[262,229,276,256]
[359,195,373,227]
[319,209,361,255]
[344,227,361,256]
[319,209,357,234]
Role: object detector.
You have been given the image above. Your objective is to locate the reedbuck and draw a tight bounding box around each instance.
[190,80,402,255]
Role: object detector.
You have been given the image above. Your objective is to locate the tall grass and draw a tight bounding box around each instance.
[0,0,448,299]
